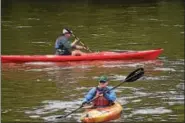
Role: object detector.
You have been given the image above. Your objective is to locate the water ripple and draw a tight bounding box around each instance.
[132,107,172,115]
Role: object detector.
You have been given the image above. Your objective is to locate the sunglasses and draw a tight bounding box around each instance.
[99,80,107,83]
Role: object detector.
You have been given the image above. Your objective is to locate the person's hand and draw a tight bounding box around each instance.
[99,93,104,97]
[95,92,104,98]
[57,49,62,52]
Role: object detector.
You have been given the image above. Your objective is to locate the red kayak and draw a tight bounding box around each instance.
[1,48,163,63]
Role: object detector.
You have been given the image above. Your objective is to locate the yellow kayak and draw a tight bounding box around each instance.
[80,101,123,123]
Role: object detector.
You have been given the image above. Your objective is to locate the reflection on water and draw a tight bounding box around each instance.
[23,75,183,122]
[132,107,172,115]
[2,58,184,122]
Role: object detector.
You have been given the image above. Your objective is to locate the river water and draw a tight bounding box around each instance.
[1,0,184,122]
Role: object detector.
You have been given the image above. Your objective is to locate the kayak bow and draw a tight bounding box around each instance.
[80,101,123,123]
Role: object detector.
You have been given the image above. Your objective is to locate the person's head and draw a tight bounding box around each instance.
[98,76,108,88]
[62,28,73,38]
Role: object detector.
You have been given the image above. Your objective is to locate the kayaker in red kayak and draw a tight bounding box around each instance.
[82,76,117,107]
[55,28,87,56]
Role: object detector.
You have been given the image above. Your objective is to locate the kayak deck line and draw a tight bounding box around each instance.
[1,48,163,63]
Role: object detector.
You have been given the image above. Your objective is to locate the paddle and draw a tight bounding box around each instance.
[64,28,92,52]
[71,33,92,52]
[56,67,144,119]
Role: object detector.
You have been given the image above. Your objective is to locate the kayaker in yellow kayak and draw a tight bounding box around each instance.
[55,28,87,56]
[82,76,116,107]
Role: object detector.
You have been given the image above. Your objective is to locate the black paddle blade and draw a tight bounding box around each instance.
[56,116,64,119]
[56,115,65,119]
[125,68,144,82]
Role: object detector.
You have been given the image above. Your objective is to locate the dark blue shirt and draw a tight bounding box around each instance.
[55,36,72,55]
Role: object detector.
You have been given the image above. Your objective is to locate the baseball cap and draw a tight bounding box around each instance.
[62,28,73,34]
[99,76,108,83]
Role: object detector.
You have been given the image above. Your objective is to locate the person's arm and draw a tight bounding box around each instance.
[75,45,87,50]
[55,40,60,49]
[71,39,87,50]
[55,38,64,49]
[103,87,116,102]
[82,87,96,103]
